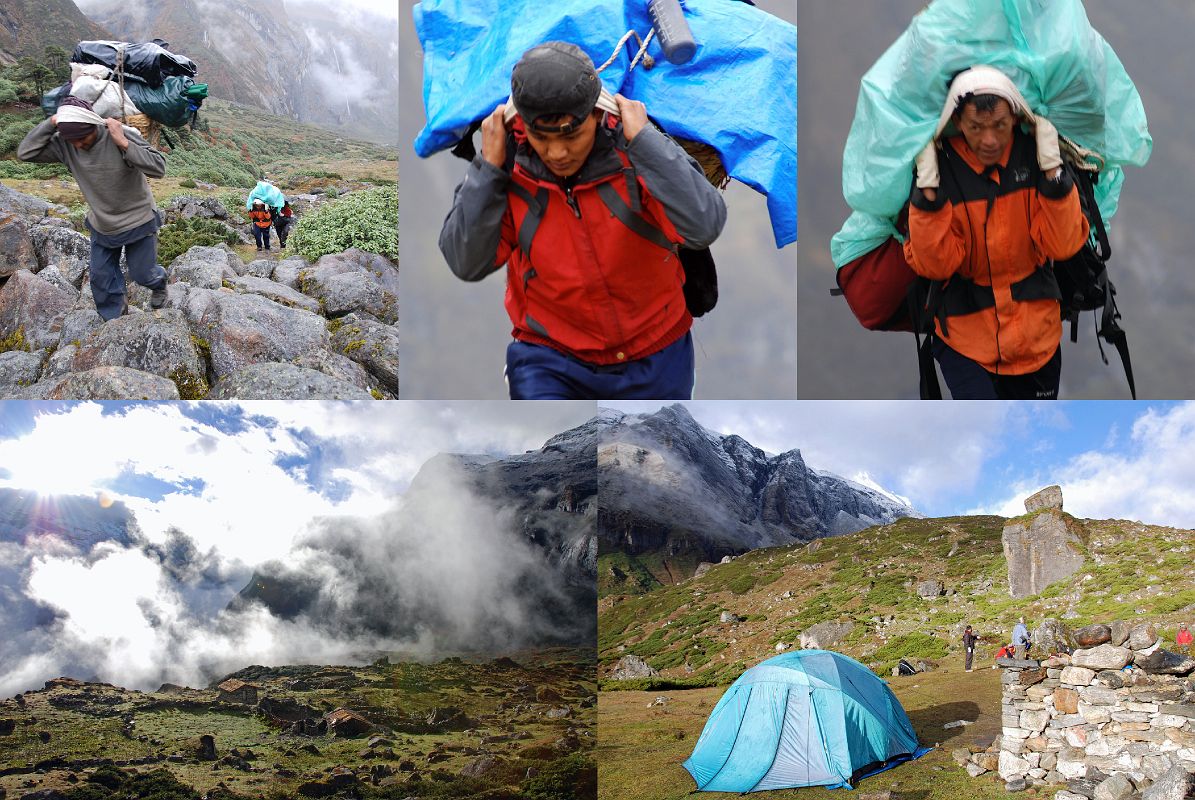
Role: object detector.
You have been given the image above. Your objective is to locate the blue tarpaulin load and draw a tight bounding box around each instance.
[831,0,1151,269]
[413,0,797,248]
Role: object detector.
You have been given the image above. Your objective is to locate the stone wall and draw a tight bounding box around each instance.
[958,622,1195,800]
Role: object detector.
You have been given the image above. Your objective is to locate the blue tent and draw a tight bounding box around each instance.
[683,650,929,792]
[412,0,796,248]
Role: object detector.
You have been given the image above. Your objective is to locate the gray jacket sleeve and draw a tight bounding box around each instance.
[17,118,66,164]
[119,127,167,178]
[626,124,727,249]
[438,156,511,282]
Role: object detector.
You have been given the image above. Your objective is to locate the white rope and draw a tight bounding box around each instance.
[595,28,656,75]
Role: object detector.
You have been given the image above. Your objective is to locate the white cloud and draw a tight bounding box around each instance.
[973,403,1195,527]
[0,402,598,566]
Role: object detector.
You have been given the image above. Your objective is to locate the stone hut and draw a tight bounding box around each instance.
[956,620,1195,798]
[325,707,374,737]
[217,678,259,705]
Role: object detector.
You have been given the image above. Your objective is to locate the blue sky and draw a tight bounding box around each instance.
[605,401,1195,526]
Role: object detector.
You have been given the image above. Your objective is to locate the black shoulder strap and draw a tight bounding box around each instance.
[506,182,550,257]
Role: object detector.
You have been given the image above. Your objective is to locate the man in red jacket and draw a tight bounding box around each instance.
[439,41,726,399]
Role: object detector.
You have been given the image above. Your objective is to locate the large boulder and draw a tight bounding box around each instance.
[166,195,229,222]
[1142,766,1193,800]
[272,256,306,289]
[917,580,944,598]
[1072,624,1111,648]
[610,655,658,680]
[0,183,66,217]
[1024,485,1063,513]
[67,310,206,395]
[206,363,371,399]
[35,265,78,298]
[1092,774,1134,800]
[293,348,373,393]
[0,212,38,277]
[229,275,322,313]
[0,270,75,352]
[1127,623,1159,651]
[0,350,42,392]
[194,292,329,379]
[1002,507,1085,598]
[1033,619,1074,655]
[1070,644,1132,671]
[799,621,855,650]
[169,245,239,289]
[24,366,181,399]
[329,313,399,396]
[299,250,398,323]
[30,224,89,280]
[1135,649,1195,676]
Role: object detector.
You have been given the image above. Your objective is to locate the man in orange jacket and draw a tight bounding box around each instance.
[905,66,1089,400]
[439,42,726,400]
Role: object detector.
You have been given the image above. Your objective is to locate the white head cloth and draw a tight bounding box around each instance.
[933,65,1033,141]
[55,104,107,126]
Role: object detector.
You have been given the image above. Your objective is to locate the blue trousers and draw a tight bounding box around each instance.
[934,338,1062,400]
[253,224,272,249]
[505,333,695,400]
[87,217,168,322]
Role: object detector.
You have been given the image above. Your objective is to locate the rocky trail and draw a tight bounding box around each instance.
[0,184,398,400]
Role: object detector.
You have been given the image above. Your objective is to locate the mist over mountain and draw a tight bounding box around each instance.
[0,431,596,695]
[597,404,919,591]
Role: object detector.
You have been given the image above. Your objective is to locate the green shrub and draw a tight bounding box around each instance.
[179,177,197,188]
[290,186,397,260]
[0,158,69,179]
[873,632,950,663]
[521,753,597,800]
[158,217,239,266]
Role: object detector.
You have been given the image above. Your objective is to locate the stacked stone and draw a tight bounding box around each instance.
[958,621,1195,799]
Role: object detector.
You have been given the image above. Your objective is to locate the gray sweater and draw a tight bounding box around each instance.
[18,118,165,236]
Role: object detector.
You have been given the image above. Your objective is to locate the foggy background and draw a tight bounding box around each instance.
[798,0,1194,399]
[399,0,797,399]
[0,401,597,695]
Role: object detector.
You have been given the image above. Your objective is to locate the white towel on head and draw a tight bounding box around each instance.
[933,65,1033,141]
[55,104,107,126]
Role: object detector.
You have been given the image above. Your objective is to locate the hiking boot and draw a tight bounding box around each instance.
[151,287,168,309]
[280,242,286,249]
[256,246,263,251]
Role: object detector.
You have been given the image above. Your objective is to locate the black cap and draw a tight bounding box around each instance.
[511,42,601,133]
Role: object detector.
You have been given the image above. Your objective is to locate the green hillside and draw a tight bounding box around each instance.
[599,514,1195,685]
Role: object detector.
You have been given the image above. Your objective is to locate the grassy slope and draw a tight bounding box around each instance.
[0,648,594,800]
[597,514,1195,799]
[0,98,395,205]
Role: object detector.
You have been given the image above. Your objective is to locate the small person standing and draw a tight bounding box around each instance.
[249,199,272,251]
[962,625,978,672]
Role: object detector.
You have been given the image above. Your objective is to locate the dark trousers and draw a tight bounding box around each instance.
[252,224,272,249]
[505,332,695,400]
[934,338,1062,400]
[965,646,974,671]
[274,216,290,246]
[87,217,167,322]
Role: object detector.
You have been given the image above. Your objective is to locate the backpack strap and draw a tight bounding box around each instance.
[507,182,550,257]
[595,182,675,251]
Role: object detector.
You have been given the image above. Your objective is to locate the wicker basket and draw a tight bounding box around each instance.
[124,113,162,148]
[676,137,730,190]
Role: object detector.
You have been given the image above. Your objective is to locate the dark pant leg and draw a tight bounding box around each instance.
[992,347,1062,400]
[596,332,695,400]
[274,218,289,246]
[123,232,167,291]
[253,225,268,248]
[932,338,999,399]
[505,341,590,399]
[88,235,127,321]
[965,647,974,670]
